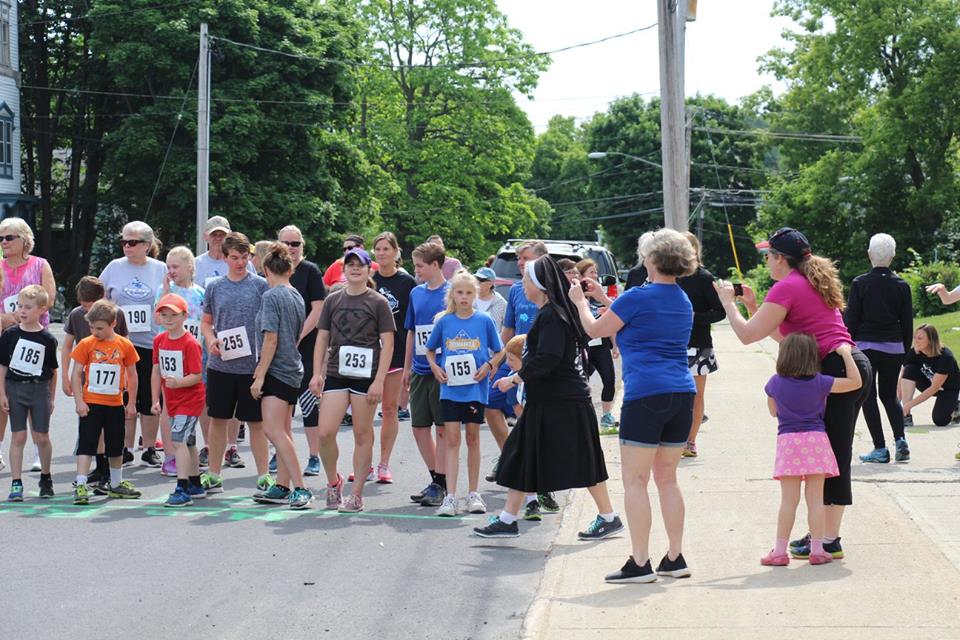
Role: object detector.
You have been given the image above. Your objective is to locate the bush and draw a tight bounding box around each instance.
[901,261,960,318]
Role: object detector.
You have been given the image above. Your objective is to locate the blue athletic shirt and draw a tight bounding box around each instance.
[404,281,450,376]
[504,280,539,336]
[425,310,503,403]
[611,283,696,400]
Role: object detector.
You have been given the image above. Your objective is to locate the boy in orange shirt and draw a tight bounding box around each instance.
[70,300,141,504]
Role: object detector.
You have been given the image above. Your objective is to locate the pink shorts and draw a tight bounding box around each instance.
[773,430,839,480]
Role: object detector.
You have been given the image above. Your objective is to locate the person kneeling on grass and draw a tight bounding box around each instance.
[150,294,207,507]
[70,300,141,504]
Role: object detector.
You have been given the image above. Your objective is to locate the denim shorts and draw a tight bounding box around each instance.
[620,392,695,448]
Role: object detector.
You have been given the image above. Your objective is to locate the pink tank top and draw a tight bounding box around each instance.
[2,255,50,327]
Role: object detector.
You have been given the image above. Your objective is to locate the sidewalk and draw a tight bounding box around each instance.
[525,323,960,639]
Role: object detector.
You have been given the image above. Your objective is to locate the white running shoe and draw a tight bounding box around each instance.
[466,492,487,514]
[437,494,459,517]
[30,454,41,472]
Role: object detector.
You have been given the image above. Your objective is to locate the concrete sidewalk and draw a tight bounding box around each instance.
[525,323,960,639]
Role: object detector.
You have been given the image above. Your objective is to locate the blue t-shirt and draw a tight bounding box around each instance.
[404,281,450,376]
[425,310,503,404]
[764,373,834,435]
[504,280,539,336]
[611,283,696,400]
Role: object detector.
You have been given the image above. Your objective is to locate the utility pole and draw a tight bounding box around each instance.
[658,0,689,231]
[196,23,211,255]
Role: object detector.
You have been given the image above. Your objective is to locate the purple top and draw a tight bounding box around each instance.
[857,341,905,355]
[764,373,835,435]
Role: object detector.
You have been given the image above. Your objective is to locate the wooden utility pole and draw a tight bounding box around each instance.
[196,23,211,255]
[658,0,689,230]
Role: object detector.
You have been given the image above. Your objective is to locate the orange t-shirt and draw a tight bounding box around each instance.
[70,335,140,406]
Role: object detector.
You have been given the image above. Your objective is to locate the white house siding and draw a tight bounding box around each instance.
[0,0,19,195]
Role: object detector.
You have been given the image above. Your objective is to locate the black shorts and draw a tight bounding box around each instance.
[620,392,695,448]
[262,374,299,405]
[440,400,485,425]
[134,346,154,415]
[76,404,126,457]
[324,376,372,395]
[206,368,263,422]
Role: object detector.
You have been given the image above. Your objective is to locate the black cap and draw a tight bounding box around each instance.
[755,227,811,259]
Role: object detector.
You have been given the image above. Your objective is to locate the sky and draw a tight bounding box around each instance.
[496,0,797,132]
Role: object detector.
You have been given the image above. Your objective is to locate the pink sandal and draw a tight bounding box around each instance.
[808,551,833,565]
[761,550,790,566]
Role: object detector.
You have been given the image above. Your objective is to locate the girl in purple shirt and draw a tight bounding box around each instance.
[761,334,862,566]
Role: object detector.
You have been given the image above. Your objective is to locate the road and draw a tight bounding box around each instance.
[3,324,597,640]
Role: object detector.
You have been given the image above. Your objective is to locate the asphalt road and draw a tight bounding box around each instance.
[2,324,598,640]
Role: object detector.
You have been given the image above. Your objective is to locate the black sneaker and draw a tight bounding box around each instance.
[93,479,111,496]
[419,482,446,507]
[141,448,162,468]
[701,413,709,424]
[86,468,105,485]
[538,492,560,513]
[523,499,542,521]
[903,414,914,428]
[122,449,135,468]
[473,516,520,538]
[605,556,656,584]
[578,515,624,540]
[485,456,499,482]
[655,553,691,578]
[789,532,810,552]
[410,482,431,503]
[198,446,210,469]
[38,478,54,499]
[341,414,353,427]
[237,423,247,442]
[225,448,245,468]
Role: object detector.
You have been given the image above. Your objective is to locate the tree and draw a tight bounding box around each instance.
[527,115,592,240]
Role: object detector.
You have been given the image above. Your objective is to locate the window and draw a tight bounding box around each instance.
[0,3,9,68]
[0,102,12,179]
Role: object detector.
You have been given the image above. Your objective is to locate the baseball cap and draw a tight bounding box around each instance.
[755,227,811,259]
[155,293,188,314]
[343,247,372,266]
[474,267,496,281]
[204,216,231,235]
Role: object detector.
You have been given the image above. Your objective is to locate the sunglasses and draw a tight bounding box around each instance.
[343,245,358,252]
[120,239,147,247]
[0,235,19,242]
[282,240,303,248]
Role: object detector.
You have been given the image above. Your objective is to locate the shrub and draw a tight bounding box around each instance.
[901,261,960,318]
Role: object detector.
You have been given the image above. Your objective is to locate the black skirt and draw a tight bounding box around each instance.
[495,398,609,493]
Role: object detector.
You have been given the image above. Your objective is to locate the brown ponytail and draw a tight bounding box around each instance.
[263,242,293,276]
[786,253,844,310]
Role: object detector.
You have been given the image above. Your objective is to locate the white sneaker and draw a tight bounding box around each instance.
[466,492,487,514]
[436,494,459,517]
[366,467,377,482]
[30,455,41,472]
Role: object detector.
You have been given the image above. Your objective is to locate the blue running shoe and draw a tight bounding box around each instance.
[859,448,890,463]
[268,453,278,474]
[8,481,24,502]
[165,487,193,508]
[419,482,446,507]
[895,438,910,463]
[187,483,207,499]
[398,407,411,421]
[304,455,321,476]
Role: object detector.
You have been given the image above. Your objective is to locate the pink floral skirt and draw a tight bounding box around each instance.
[773,431,839,480]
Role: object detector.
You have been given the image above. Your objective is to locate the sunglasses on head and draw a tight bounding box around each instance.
[282,240,303,248]
[120,239,147,247]
[0,235,19,242]
[343,244,358,252]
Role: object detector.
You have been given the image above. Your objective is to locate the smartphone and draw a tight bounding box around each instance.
[733,283,744,297]
[581,281,590,291]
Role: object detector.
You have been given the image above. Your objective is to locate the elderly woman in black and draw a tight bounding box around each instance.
[473,256,619,540]
[844,233,913,464]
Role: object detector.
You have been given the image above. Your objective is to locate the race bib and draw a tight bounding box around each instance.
[588,337,602,347]
[338,346,374,379]
[158,349,184,379]
[88,363,121,395]
[184,320,201,341]
[3,295,17,314]
[218,326,251,361]
[123,304,151,333]
[10,338,44,377]
[414,324,434,356]
[444,354,476,387]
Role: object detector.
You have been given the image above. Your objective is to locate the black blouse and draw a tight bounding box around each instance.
[519,304,590,402]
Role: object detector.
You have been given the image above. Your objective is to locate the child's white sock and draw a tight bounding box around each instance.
[110,467,123,487]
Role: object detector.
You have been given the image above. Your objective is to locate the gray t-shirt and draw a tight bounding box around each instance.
[99,257,168,349]
[203,272,269,374]
[65,305,129,341]
[256,285,305,388]
[196,252,256,289]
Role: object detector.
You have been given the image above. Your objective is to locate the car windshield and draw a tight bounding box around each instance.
[492,254,520,279]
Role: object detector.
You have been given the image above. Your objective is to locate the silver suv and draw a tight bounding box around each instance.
[491,239,620,299]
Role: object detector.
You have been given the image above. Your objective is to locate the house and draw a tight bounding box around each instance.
[0,1,36,221]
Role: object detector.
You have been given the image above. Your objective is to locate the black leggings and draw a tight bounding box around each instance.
[861,350,905,449]
[821,349,872,506]
[911,376,960,427]
[587,343,616,403]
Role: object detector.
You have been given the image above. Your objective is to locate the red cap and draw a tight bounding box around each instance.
[155,293,188,314]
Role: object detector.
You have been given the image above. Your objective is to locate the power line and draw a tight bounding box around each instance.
[23,0,201,26]
[693,126,862,143]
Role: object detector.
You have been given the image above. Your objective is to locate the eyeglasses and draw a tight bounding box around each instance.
[343,245,358,252]
[0,235,19,242]
[120,239,147,247]
[282,241,303,248]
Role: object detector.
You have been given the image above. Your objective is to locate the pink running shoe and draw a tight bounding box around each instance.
[160,457,177,477]
[339,494,364,513]
[808,552,833,565]
[325,474,343,510]
[347,467,374,482]
[376,463,393,484]
[760,550,790,566]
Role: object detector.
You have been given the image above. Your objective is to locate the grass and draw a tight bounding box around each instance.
[915,310,960,353]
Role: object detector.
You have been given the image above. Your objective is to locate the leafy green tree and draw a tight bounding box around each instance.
[527,115,591,240]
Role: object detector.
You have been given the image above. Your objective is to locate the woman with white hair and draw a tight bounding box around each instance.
[0,217,56,472]
[100,220,168,469]
[845,233,913,463]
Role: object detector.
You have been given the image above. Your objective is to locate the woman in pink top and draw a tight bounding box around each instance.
[715,227,871,561]
[0,217,57,467]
